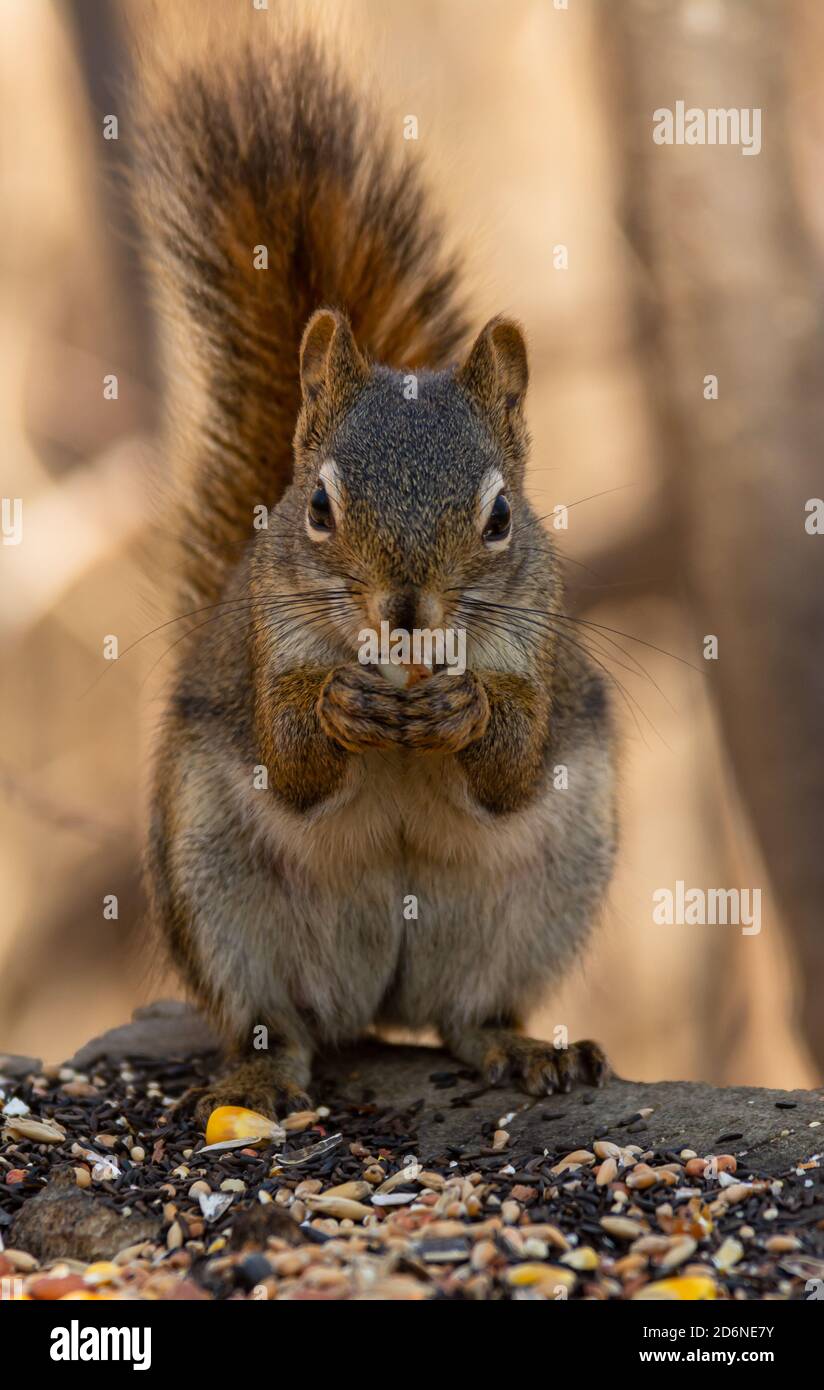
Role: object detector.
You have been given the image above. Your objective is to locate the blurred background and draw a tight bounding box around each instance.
[1,0,823,1088]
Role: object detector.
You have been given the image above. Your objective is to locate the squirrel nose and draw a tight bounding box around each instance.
[372,588,444,632]
[383,587,418,634]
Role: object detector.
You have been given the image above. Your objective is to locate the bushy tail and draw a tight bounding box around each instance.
[133,27,468,605]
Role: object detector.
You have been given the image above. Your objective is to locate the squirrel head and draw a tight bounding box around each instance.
[265,308,555,655]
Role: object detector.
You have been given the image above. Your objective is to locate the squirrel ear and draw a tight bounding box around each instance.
[457,316,529,415]
[299,308,369,404]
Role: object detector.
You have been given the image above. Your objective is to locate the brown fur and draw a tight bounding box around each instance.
[133,32,467,608]
[138,25,617,1120]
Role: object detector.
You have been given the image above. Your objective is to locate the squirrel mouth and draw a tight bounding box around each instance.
[356,619,466,681]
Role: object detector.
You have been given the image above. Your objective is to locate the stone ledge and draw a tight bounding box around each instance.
[2,1001,823,1300]
[45,1000,824,1175]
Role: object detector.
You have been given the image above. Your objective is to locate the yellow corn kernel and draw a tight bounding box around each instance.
[633,1276,717,1301]
[204,1105,279,1146]
[505,1263,576,1292]
[83,1261,121,1286]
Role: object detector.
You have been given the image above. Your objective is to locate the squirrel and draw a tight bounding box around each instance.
[135,26,617,1123]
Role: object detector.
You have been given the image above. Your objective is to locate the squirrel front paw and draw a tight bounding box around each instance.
[317,663,407,753]
[403,669,490,753]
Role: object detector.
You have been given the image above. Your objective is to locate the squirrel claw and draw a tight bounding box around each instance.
[476,1033,610,1097]
[173,1069,313,1130]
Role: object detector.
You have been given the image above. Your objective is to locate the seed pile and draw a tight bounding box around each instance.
[2,1056,823,1301]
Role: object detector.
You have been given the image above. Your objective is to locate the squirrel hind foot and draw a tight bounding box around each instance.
[448,1027,610,1097]
[176,1058,313,1130]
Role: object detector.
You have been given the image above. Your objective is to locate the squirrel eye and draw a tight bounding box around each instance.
[483,492,511,543]
[308,483,334,531]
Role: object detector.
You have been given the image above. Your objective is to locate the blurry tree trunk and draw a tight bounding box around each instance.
[600,0,824,1076]
[61,0,158,402]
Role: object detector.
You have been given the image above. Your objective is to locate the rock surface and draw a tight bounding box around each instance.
[62,1000,824,1175]
[9,1170,161,1263]
[2,1002,823,1299]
